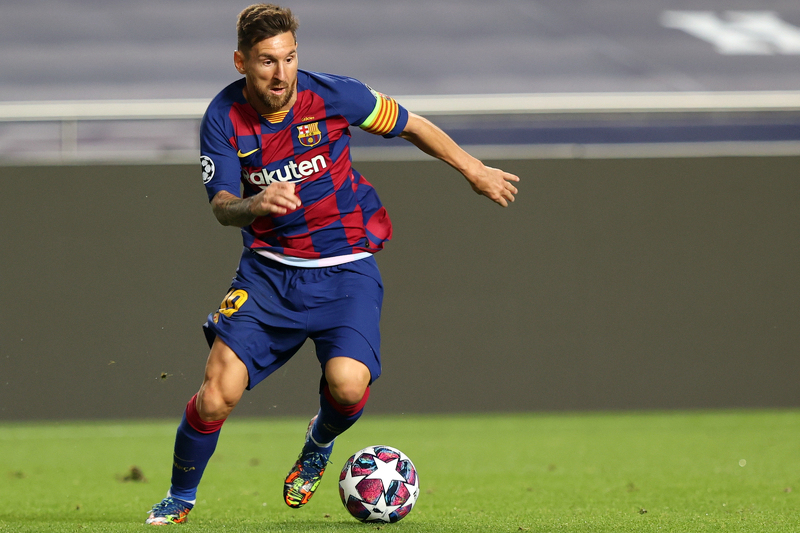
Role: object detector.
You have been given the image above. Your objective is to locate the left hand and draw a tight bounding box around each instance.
[466,165,520,207]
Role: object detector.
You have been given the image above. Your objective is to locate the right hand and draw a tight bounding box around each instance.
[250,182,302,216]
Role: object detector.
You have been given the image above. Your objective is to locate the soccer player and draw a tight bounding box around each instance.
[146,3,519,525]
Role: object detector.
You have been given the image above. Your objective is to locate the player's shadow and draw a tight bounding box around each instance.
[249,517,396,531]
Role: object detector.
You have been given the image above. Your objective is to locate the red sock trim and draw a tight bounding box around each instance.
[322,385,370,417]
[185,393,226,434]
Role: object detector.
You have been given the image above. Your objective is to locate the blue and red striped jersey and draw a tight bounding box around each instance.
[200,70,409,260]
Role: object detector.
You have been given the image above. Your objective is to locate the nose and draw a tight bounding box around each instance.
[273,61,286,81]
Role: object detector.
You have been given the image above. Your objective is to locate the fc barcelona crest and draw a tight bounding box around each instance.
[297,122,322,147]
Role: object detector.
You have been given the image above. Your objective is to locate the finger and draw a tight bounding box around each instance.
[270,182,298,196]
[487,166,520,182]
[276,195,301,211]
[501,185,517,205]
[497,181,517,199]
[287,185,302,207]
[264,194,300,214]
[488,189,508,207]
[282,190,302,205]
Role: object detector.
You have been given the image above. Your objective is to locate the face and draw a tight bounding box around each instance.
[235,31,298,113]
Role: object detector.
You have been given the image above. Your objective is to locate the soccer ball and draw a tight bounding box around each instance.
[338,445,419,523]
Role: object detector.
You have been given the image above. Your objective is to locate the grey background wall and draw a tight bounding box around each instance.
[1,156,798,421]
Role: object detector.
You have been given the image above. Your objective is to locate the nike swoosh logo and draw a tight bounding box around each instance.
[237,148,260,158]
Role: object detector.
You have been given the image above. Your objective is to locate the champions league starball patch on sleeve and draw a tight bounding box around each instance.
[201,156,216,184]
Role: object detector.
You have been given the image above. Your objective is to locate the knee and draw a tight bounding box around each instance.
[196,385,238,421]
[324,357,371,406]
[327,382,368,406]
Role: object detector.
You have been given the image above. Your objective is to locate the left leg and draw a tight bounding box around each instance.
[308,356,371,448]
[284,259,383,508]
[324,356,371,405]
[283,355,374,508]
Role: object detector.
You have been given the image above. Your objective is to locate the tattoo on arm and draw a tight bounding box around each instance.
[211,192,258,227]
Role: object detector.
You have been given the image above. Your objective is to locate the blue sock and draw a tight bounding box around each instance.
[168,396,225,504]
[306,385,369,453]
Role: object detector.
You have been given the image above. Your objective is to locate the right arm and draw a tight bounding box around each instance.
[210,183,302,227]
[202,98,302,227]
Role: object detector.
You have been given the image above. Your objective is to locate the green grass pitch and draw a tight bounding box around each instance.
[1,410,798,532]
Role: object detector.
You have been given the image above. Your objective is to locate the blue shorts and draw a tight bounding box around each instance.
[202,249,383,390]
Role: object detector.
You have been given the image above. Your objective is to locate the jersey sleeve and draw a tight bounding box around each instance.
[200,106,242,202]
[312,73,409,138]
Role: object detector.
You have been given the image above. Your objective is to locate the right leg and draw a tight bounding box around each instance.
[147,337,248,525]
[170,336,248,499]
[195,336,250,422]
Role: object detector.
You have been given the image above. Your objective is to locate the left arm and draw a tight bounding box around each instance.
[399,112,520,207]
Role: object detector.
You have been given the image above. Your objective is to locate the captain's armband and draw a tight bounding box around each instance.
[358,89,401,136]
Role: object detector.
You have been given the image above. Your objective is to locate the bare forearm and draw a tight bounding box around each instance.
[399,112,520,207]
[211,191,257,227]
[399,113,481,175]
[210,184,302,226]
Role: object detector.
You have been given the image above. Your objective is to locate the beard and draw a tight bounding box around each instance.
[253,81,296,112]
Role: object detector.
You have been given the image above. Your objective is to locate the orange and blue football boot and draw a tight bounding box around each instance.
[283,416,333,508]
[145,496,193,525]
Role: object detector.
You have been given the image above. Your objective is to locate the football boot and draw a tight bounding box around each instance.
[283,416,332,508]
[145,496,193,525]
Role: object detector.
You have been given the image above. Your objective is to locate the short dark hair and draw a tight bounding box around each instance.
[237,4,299,54]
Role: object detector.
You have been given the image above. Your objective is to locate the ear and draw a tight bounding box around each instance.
[233,50,246,75]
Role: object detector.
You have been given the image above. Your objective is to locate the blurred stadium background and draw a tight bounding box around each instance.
[1,0,798,420]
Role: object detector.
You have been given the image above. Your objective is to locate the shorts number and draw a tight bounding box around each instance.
[218,288,249,317]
